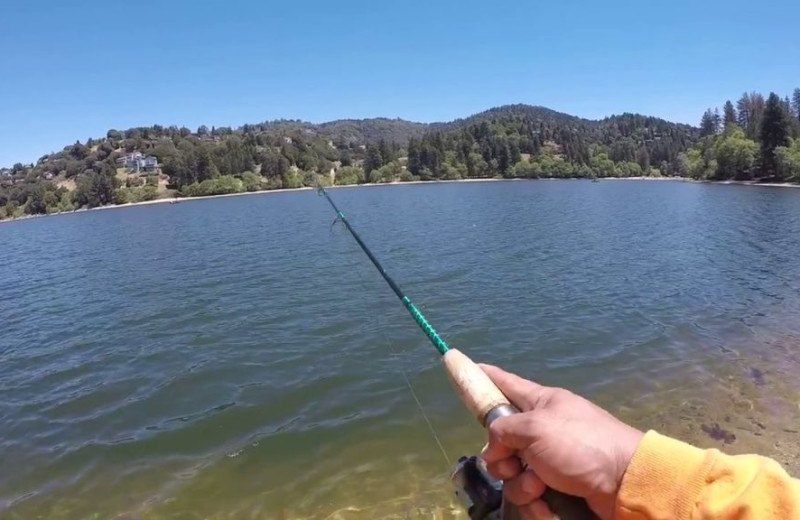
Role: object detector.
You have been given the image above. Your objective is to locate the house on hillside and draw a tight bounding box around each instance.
[116,151,143,166]
[116,151,158,173]
[141,156,158,172]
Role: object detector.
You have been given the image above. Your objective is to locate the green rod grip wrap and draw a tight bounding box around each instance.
[402,297,450,355]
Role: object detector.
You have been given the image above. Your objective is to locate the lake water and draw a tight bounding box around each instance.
[2,179,800,520]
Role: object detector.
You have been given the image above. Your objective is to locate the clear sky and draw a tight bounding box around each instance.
[2,0,798,166]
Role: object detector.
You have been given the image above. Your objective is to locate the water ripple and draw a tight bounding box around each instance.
[1,181,800,518]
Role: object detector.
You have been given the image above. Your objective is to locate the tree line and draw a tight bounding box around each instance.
[2,95,799,220]
[331,106,699,184]
[0,124,372,219]
[689,90,800,181]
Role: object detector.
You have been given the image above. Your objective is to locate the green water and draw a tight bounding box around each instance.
[2,180,800,519]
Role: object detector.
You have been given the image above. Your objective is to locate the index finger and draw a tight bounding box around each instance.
[481,412,542,463]
[481,434,516,465]
[478,364,547,411]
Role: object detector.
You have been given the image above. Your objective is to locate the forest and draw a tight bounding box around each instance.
[2,89,799,221]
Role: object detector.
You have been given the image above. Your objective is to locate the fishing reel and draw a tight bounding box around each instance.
[451,455,518,520]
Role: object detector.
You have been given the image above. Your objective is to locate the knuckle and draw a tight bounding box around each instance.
[493,457,523,480]
[503,470,543,506]
[546,387,574,404]
[488,415,517,445]
[485,461,503,480]
[503,480,530,506]
[487,418,503,437]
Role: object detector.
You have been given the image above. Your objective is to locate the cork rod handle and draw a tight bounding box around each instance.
[442,348,511,425]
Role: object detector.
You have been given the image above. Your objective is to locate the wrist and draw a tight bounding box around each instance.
[592,424,645,519]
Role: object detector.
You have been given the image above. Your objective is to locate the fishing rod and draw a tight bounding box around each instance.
[317,184,596,520]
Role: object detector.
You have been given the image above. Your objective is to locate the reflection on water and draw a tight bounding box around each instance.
[1,180,800,519]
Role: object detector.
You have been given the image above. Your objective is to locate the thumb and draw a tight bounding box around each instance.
[482,412,543,464]
[478,363,547,411]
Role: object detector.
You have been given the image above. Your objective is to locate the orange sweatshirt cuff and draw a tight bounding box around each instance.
[616,430,717,520]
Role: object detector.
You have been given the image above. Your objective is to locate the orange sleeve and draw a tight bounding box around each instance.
[616,430,800,520]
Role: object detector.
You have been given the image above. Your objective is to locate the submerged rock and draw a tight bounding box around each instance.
[701,423,737,444]
[750,368,766,386]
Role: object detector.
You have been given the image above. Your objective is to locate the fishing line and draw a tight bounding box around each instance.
[331,214,452,468]
[318,182,598,520]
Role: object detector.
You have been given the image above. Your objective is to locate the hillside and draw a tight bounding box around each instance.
[0,103,716,219]
[431,104,585,131]
[406,106,698,180]
[317,118,427,145]
[249,117,427,146]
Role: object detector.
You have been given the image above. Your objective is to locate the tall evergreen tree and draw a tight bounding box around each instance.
[497,143,511,175]
[736,93,750,132]
[700,109,719,137]
[363,145,383,175]
[509,141,522,164]
[377,139,392,166]
[792,88,800,121]
[196,147,217,181]
[407,138,422,175]
[636,147,651,173]
[723,101,737,128]
[760,93,792,179]
[737,92,766,141]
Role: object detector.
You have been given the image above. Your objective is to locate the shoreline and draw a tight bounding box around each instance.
[2,176,799,225]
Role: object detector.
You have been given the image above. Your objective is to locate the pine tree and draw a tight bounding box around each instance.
[407,138,422,175]
[91,171,115,206]
[723,101,737,128]
[421,143,442,176]
[700,109,719,137]
[196,147,216,181]
[737,92,766,141]
[530,135,542,155]
[760,93,792,179]
[377,139,392,166]
[793,88,800,121]
[364,145,383,175]
[497,143,511,175]
[636,147,651,173]
[509,141,522,164]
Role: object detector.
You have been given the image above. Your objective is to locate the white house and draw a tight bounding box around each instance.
[116,152,158,173]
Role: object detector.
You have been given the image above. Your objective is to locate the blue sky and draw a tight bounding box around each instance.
[1,0,798,166]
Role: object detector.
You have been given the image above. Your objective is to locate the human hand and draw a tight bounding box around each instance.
[479,364,644,520]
